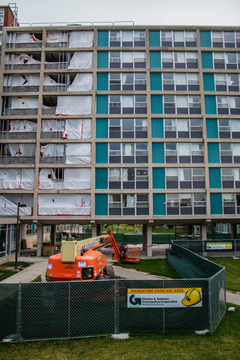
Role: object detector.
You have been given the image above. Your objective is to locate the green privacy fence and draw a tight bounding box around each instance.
[173,239,240,258]
[0,244,225,342]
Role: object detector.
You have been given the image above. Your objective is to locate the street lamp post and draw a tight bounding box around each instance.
[14,202,26,271]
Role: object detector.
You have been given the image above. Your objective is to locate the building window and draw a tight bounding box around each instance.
[223,194,240,215]
[109,193,149,216]
[109,167,148,189]
[109,95,147,114]
[164,118,202,139]
[160,31,197,47]
[221,168,240,189]
[215,74,239,92]
[217,119,240,139]
[217,96,240,115]
[163,95,201,115]
[165,142,204,163]
[220,143,240,163]
[109,73,146,91]
[166,168,205,189]
[109,118,148,138]
[109,31,145,47]
[166,193,206,215]
[163,73,199,91]
[212,31,240,48]
[109,51,146,69]
[109,143,148,163]
[162,52,198,69]
[213,52,240,70]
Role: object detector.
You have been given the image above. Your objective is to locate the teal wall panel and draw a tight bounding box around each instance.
[96,95,108,114]
[95,168,108,189]
[208,143,220,163]
[97,52,108,68]
[97,73,108,91]
[96,119,108,138]
[96,143,108,163]
[202,52,213,69]
[209,168,221,189]
[153,168,165,189]
[206,119,218,138]
[203,73,215,91]
[152,143,164,163]
[150,73,162,90]
[151,95,163,114]
[95,194,108,216]
[210,193,222,215]
[97,31,109,47]
[150,51,161,68]
[205,96,216,114]
[151,118,163,138]
[153,194,166,215]
[149,31,160,47]
[200,31,211,47]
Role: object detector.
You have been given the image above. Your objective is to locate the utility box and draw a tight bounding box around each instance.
[22,238,33,249]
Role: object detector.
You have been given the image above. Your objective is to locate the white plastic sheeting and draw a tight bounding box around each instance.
[10,120,37,132]
[38,194,91,216]
[39,168,91,190]
[40,143,91,163]
[65,119,92,139]
[5,53,41,65]
[41,119,92,139]
[56,96,92,115]
[4,75,40,86]
[0,195,32,216]
[67,74,93,91]
[65,143,91,164]
[46,32,68,43]
[11,97,38,109]
[68,52,93,69]
[8,33,42,43]
[40,144,64,157]
[69,31,93,48]
[43,75,58,86]
[0,169,34,189]
[41,119,64,132]
[8,144,35,157]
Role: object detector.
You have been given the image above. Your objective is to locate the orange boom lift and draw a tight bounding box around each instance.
[46,231,140,281]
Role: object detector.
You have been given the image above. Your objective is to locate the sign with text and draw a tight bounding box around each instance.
[206,242,232,250]
[127,288,202,308]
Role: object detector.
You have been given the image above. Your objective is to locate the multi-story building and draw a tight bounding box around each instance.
[0,24,240,257]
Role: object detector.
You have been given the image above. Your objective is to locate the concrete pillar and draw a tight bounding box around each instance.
[37,225,43,257]
[200,224,207,241]
[51,225,56,246]
[92,224,100,237]
[147,225,152,257]
[187,224,193,240]
[142,224,147,251]
[231,224,237,240]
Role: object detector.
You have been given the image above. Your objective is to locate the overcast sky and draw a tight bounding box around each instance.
[13,0,240,27]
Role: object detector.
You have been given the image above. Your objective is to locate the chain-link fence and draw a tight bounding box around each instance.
[0,255,225,342]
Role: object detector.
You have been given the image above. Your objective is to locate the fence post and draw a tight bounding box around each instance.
[163,279,165,334]
[234,239,237,258]
[208,279,213,334]
[68,282,71,338]
[16,283,22,342]
[114,279,119,334]
[202,240,205,258]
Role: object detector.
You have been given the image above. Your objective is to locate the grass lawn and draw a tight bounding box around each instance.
[0,262,32,282]
[0,303,238,360]
[209,258,240,293]
[114,258,181,279]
